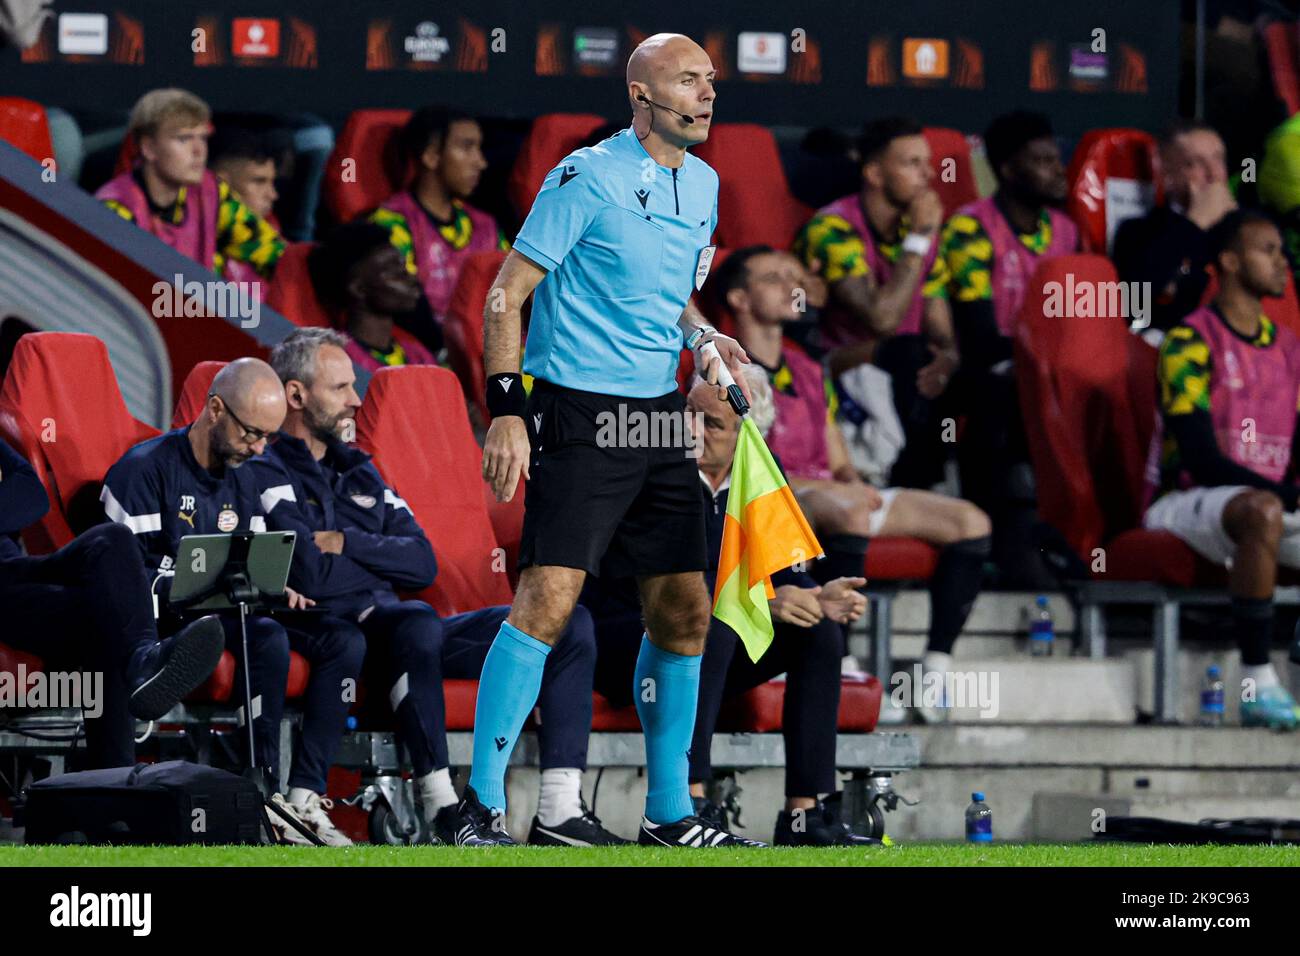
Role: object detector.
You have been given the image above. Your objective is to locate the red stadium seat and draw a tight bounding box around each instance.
[1013,254,1217,586]
[442,680,649,733]
[266,242,333,329]
[922,127,979,219]
[507,113,607,219]
[589,676,886,734]
[865,538,940,581]
[0,643,44,700]
[591,692,643,731]
[0,332,158,554]
[484,479,525,590]
[1104,527,1226,588]
[590,675,884,734]
[1066,128,1160,255]
[1263,21,1300,117]
[323,109,413,224]
[444,249,508,423]
[719,675,883,733]
[172,360,226,429]
[0,97,55,165]
[1014,254,1127,559]
[443,679,479,730]
[188,639,311,704]
[693,123,812,250]
[355,365,514,615]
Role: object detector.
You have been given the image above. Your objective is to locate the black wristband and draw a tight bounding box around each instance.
[486,372,526,418]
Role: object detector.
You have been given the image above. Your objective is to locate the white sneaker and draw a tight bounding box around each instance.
[915,652,954,725]
[290,792,354,847]
[267,793,313,846]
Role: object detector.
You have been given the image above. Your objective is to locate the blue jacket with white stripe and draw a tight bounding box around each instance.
[245,432,436,617]
[99,427,270,602]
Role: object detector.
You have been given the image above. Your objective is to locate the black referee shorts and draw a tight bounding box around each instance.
[518,380,708,579]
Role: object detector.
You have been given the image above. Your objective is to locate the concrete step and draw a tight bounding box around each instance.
[883,633,1022,660]
[875,590,1076,636]
[874,658,1137,724]
[911,723,1300,768]
[1126,648,1297,723]
[848,606,1300,726]
[1107,768,1300,798]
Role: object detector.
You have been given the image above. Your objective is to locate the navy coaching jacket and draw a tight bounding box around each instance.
[245,432,436,618]
[0,438,50,562]
[100,428,269,600]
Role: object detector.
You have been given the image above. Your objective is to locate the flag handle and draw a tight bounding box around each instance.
[700,340,750,416]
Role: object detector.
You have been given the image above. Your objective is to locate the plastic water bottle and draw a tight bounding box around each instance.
[965,792,992,843]
[1199,665,1225,727]
[1029,595,1054,657]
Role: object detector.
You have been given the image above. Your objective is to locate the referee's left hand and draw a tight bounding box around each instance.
[696,332,753,404]
[482,415,530,502]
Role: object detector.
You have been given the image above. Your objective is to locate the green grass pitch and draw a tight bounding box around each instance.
[3,843,1299,867]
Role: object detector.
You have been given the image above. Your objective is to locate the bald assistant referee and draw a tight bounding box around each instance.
[454,33,758,848]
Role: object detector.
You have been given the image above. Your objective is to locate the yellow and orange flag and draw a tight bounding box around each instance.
[713,417,824,662]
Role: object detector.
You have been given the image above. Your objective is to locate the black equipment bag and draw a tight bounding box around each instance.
[1095,815,1300,845]
[22,760,263,845]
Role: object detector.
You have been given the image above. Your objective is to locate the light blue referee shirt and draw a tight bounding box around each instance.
[513,126,720,398]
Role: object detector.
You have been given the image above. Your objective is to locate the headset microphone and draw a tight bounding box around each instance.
[638,94,695,125]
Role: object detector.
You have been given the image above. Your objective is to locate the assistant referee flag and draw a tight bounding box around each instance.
[713,418,825,662]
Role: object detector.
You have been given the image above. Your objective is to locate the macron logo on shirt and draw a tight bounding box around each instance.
[558,165,580,187]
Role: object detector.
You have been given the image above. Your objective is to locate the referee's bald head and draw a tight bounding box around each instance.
[627,34,705,87]
[626,33,714,145]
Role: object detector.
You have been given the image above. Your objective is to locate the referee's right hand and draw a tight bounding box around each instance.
[482,415,531,502]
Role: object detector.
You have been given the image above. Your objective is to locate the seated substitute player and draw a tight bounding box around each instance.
[209,125,280,223]
[587,369,876,845]
[939,110,1077,588]
[100,358,364,843]
[0,438,224,769]
[250,328,623,846]
[309,222,438,373]
[794,116,959,489]
[1144,210,1300,729]
[209,125,282,288]
[369,106,509,330]
[96,88,286,282]
[714,245,991,720]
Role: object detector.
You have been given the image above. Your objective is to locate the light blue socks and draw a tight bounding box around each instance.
[634,634,701,824]
[468,621,551,811]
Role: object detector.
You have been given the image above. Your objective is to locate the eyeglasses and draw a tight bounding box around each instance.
[209,393,272,444]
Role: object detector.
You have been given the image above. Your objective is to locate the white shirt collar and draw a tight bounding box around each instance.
[699,470,730,495]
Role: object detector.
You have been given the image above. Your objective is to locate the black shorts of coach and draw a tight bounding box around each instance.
[518,380,708,578]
